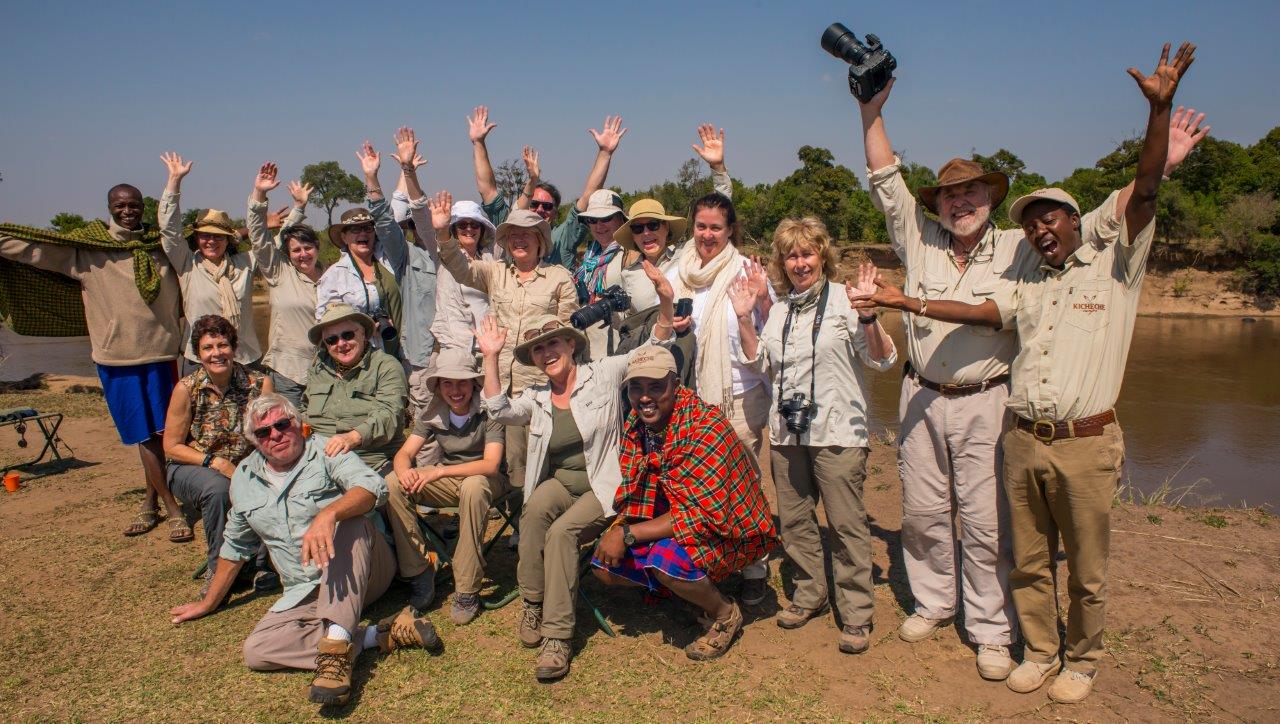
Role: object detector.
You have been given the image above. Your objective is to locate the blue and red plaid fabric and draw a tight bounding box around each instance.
[614,386,777,581]
[591,537,707,592]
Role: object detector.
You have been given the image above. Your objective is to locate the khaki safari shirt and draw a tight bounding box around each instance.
[867,158,1121,385]
[247,199,314,385]
[303,347,407,470]
[992,204,1156,423]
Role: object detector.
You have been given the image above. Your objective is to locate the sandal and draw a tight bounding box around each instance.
[168,517,194,543]
[123,510,163,537]
[685,600,743,661]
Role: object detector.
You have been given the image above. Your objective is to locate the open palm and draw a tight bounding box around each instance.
[1128,42,1195,108]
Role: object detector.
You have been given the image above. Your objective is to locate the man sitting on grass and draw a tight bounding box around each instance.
[170,393,441,707]
[592,347,777,660]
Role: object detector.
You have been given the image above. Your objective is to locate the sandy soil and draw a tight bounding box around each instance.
[0,389,1275,721]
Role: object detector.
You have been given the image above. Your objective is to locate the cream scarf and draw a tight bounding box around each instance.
[675,241,741,411]
[200,255,242,329]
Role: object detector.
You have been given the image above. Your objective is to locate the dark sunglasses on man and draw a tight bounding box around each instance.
[528,200,556,212]
[323,329,358,347]
[252,418,294,440]
[629,220,663,234]
[582,214,621,226]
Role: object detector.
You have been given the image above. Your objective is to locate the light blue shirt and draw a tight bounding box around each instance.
[220,435,389,612]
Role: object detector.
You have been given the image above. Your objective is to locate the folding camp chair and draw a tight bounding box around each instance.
[416,486,522,609]
[1,407,72,473]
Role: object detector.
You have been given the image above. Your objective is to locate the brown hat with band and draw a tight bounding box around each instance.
[513,315,587,366]
[613,198,687,250]
[184,208,238,243]
[327,208,376,249]
[917,158,1010,216]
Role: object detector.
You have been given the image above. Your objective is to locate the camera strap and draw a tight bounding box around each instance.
[777,280,829,409]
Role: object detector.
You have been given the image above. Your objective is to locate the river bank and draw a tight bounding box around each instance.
[0,388,1274,720]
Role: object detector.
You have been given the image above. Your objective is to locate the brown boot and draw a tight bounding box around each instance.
[685,600,743,661]
[518,600,543,648]
[375,606,443,654]
[535,637,572,681]
[309,637,355,705]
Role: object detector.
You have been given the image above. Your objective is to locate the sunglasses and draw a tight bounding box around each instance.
[343,224,374,235]
[252,418,294,440]
[522,320,565,342]
[455,220,483,231]
[629,220,663,234]
[323,329,358,346]
[529,200,556,212]
[582,214,620,226]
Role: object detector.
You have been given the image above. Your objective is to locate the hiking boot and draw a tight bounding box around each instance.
[518,600,543,647]
[1048,668,1096,704]
[408,568,436,612]
[253,569,280,593]
[976,644,1014,681]
[535,637,572,681]
[450,592,481,626]
[308,637,355,705]
[838,624,871,655]
[776,601,829,630]
[375,606,443,654]
[740,577,770,606]
[1007,657,1062,694]
[897,613,953,643]
[686,600,743,661]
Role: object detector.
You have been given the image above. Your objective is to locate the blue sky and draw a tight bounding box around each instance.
[1,0,1277,227]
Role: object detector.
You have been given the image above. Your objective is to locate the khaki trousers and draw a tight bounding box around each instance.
[897,374,1017,645]
[728,383,772,580]
[505,425,528,490]
[406,364,440,467]
[517,479,609,639]
[241,517,395,671]
[385,470,509,592]
[771,445,874,626]
[1002,423,1123,674]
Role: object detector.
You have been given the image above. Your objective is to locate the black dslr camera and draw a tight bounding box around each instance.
[821,22,897,103]
[373,314,398,342]
[570,285,631,330]
[778,393,815,435]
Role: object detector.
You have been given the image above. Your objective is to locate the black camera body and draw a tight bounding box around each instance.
[674,297,693,320]
[571,285,631,330]
[821,23,897,103]
[373,315,398,342]
[778,393,814,435]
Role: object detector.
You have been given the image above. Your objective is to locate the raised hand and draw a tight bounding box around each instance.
[391,126,422,168]
[475,315,508,357]
[253,162,280,195]
[522,145,541,181]
[744,256,771,304]
[428,190,454,232]
[468,106,497,144]
[692,124,726,169]
[728,277,756,319]
[642,259,674,303]
[847,261,879,302]
[588,115,627,154]
[288,180,313,208]
[1165,106,1210,174]
[161,152,193,180]
[265,206,290,230]
[1127,42,1195,109]
[356,140,380,178]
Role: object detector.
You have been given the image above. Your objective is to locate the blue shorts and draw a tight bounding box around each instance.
[592,537,707,593]
[95,360,176,445]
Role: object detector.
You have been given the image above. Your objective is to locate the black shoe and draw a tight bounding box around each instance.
[253,569,280,593]
[741,577,770,606]
[409,569,436,612]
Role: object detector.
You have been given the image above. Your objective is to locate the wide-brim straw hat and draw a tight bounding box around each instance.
[917,158,1010,216]
[326,208,376,250]
[184,208,239,243]
[307,302,376,345]
[513,315,587,367]
[424,347,484,390]
[496,209,551,259]
[449,200,497,243]
[1007,188,1081,226]
[614,198,687,250]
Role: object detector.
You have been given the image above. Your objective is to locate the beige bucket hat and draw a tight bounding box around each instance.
[496,209,551,259]
[424,347,484,390]
[308,302,376,345]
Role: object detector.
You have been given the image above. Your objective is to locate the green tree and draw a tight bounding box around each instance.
[48,212,89,233]
[971,148,1047,228]
[142,196,159,229]
[494,158,527,205]
[300,161,365,228]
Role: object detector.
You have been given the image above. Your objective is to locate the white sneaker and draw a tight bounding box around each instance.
[1007,658,1062,693]
[976,644,1014,681]
[897,613,953,643]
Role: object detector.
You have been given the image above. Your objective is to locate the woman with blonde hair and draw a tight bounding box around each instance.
[737,215,896,655]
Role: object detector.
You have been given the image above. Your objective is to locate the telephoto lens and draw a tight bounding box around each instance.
[821,23,867,64]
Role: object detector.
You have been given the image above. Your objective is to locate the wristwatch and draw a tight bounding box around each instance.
[858,312,878,324]
[201,452,214,468]
[621,523,637,547]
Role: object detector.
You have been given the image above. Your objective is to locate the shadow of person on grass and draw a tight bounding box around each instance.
[869,516,914,615]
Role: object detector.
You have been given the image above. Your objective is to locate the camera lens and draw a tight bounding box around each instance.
[381,325,397,341]
[821,22,868,64]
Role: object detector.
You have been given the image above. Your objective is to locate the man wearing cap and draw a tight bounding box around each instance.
[467,107,625,268]
[852,42,1199,703]
[432,193,577,495]
[854,65,1206,679]
[303,304,408,474]
[591,347,776,661]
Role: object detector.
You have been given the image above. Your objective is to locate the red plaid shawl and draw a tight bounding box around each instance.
[615,386,777,581]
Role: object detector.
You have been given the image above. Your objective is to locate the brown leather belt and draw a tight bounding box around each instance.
[1016,409,1117,443]
[904,361,1010,397]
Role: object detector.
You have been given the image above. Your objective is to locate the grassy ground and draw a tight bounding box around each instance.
[0,389,1276,721]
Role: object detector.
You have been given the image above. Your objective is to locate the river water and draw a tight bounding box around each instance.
[4,313,1277,507]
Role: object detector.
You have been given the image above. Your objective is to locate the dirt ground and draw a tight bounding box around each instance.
[0,387,1275,721]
